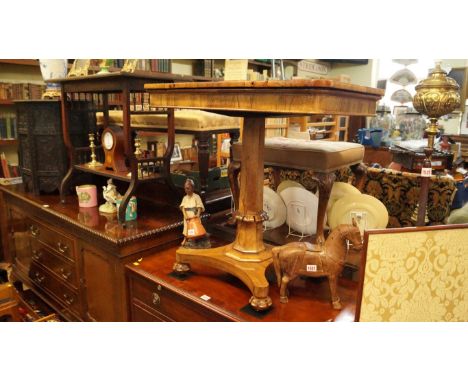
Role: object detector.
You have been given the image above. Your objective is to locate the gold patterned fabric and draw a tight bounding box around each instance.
[359,227,468,322]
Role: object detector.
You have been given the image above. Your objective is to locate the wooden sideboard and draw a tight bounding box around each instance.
[126,239,358,322]
[0,184,184,321]
[363,146,392,167]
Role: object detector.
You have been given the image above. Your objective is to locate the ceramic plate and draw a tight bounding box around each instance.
[276,180,304,194]
[327,182,361,213]
[263,186,286,229]
[328,194,389,230]
[279,187,319,235]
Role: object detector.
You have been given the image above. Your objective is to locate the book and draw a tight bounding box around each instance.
[0,117,6,139]
[1,152,11,178]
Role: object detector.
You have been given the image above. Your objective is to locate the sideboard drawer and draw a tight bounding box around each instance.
[28,220,75,262]
[31,241,78,289]
[29,263,81,317]
[130,300,174,322]
[128,274,231,322]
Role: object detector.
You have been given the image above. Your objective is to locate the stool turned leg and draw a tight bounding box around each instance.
[350,163,367,190]
[315,172,336,246]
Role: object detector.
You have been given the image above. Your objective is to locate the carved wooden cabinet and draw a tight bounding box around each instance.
[0,184,184,321]
[15,100,92,195]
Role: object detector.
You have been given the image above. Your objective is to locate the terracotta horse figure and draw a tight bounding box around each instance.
[272,220,362,309]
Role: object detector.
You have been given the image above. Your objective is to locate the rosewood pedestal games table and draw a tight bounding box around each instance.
[145,79,383,310]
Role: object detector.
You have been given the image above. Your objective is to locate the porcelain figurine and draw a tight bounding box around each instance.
[99,179,121,214]
[180,179,210,248]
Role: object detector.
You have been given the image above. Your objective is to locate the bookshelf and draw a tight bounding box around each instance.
[289,115,350,141]
[0,59,39,66]
[0,60,44,178]
[54,72,183,223]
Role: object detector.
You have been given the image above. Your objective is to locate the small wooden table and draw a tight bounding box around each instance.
[145,80,383,310]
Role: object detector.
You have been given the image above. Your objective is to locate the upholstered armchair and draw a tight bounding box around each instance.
[336,166,457,227]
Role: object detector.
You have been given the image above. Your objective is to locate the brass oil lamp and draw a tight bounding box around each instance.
[413,62,460,151]
[412,62,460,225]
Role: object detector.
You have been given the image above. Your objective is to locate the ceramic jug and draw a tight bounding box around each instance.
[76,184,98,208]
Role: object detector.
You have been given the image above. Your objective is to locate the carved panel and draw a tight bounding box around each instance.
[32,103,61,134]
[36,136,67,172]
[16,100,89,194]
[18,134,31,169]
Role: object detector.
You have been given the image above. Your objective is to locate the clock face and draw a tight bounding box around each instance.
[103,131,114,150]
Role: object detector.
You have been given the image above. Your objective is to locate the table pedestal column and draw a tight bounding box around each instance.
[174,117,273,311]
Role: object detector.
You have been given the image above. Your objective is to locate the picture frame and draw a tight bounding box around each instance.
[170,143,183,163]
[146,140,158,156]
[224,59,248,81]
[393,105,408,116]
[447,67,468,112]
[67,59,90,77]
[220,137,231,154]
[121,59,139,73]
[461,107,468,135]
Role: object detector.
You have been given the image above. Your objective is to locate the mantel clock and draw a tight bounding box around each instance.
[101,126,127,172]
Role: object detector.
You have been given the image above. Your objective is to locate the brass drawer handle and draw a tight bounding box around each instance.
[30,225,40,237]
[59,267,72,280]
[152,292,160,306]
[57,241,69,254]
[32,249,43,261]
[34,271,45,284]
[63,293,75,306]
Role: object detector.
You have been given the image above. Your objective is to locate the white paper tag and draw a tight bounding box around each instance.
[421,167,432,177]
[188,229,195,236]
[200,295,211,301]
[306,264,317,272]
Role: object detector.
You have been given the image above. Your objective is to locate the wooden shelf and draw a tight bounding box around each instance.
[306,121,336,127]
[0,59,39,66]
[283,59,301,66]
[248,60,272,68]
[248,60,300,68]
[0,100,14,105]
[0,139,18,146]
[74,164,163,183]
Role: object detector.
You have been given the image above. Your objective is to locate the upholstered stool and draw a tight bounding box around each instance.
[229,137,365,245]
[96,110,241,195]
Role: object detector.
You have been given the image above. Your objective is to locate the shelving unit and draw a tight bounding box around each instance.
[53,71,216,223]
[289,115,350,141]
[0,59,39,66]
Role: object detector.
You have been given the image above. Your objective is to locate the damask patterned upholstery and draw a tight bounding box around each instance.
[358,226,468,322]
[335,166,456,228]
